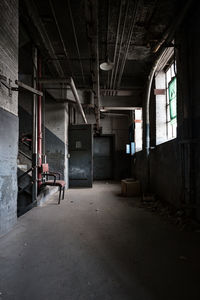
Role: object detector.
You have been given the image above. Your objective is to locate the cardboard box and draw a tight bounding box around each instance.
[121,178,141,197]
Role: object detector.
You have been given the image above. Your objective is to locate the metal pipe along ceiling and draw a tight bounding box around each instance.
[109,0,123,91]
[107,0,138,93]
[116,0,139,90]
[106,0,110,92]
[112,0,130,94]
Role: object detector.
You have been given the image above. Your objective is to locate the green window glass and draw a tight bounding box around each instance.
[168,77,177,123]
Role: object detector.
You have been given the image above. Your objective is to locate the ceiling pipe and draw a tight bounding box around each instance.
[39,77,87,123]
[112,0,130,94]
[106,0,110,91]
[116,0,139,90]
[70,77,87,124]
[100,106,140,111]
[109,0,123,93]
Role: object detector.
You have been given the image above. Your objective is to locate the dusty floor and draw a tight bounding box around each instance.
[0,182,200,300]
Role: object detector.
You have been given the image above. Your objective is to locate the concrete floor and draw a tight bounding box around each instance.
[0,182,200,300]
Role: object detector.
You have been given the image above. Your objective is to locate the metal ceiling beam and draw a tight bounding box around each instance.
[24,0,64,77]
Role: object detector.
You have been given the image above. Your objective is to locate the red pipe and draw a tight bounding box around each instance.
[38,57,42,187]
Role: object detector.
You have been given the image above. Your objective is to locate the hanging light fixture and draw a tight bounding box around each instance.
[100,59,114,71]
[99,0,114,72]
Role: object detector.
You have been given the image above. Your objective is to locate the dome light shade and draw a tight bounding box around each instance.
[100,61,114,71]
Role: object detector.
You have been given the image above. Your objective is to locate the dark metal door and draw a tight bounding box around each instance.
[93,135,114,180]
[69,124,93,187]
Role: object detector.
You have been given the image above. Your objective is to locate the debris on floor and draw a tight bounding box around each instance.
[140,195,200,232]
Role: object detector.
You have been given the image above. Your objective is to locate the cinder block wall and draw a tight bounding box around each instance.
[0,0,19,236]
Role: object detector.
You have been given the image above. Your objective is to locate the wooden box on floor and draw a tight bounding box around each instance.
[121,179,141,197]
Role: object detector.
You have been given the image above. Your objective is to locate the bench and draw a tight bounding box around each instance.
[41,163,66,204]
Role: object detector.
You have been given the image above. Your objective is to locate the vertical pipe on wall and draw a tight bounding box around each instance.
[38,57,42,187]
[42,90,46,162]
[145,65,157,155]
[145,48,170,155]
[145,50,167,188]
[32,47,38,199]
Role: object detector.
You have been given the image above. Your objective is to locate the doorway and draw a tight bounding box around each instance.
[93,135,114,180]
[68,124,93,187]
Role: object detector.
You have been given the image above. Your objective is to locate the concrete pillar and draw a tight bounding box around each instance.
[0,0,19,236]
[45,99,69,186]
